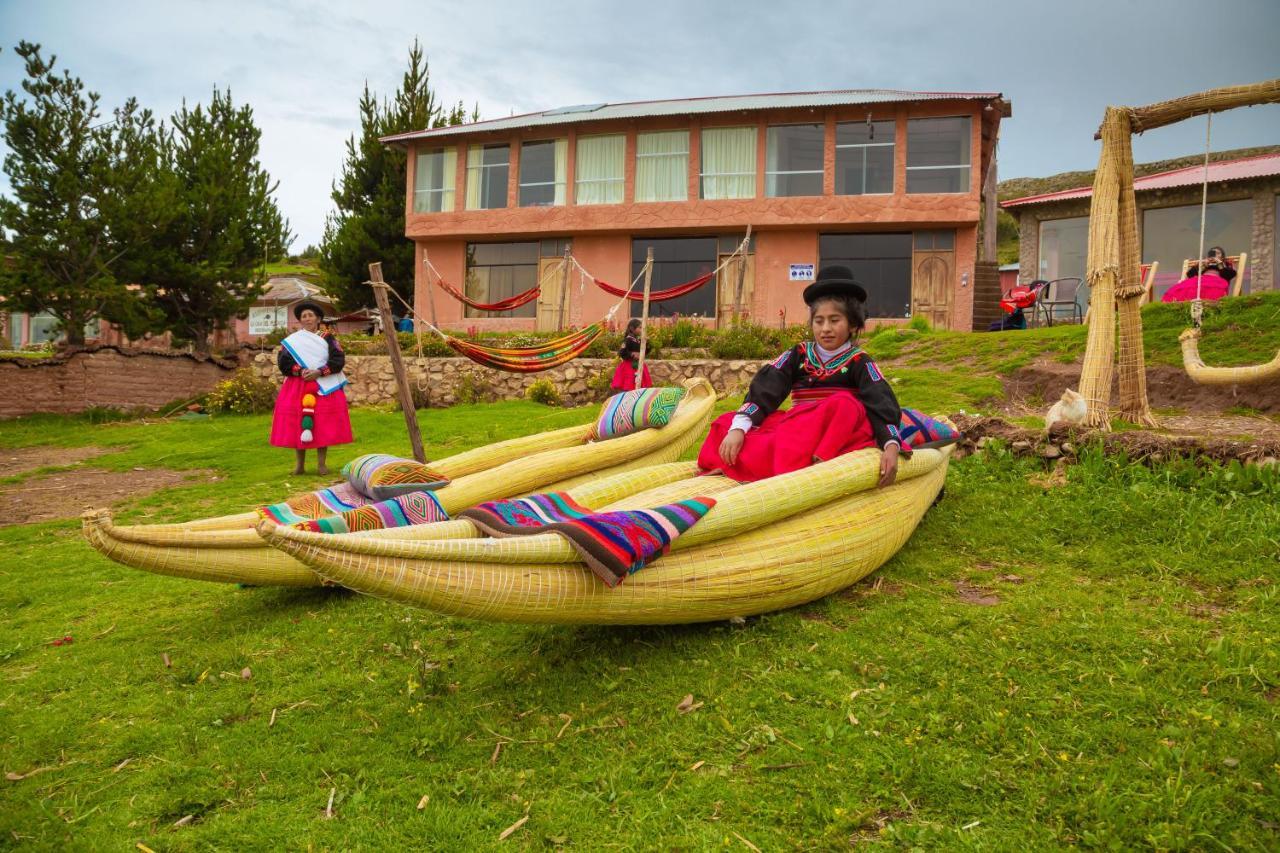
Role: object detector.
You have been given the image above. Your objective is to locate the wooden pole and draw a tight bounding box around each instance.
[423,249,438,328]
[557,246,571,330]
[636,248,654,387]
[732,224,752,322]
[1095,78,1280,138]
[368,261,426,462]
[982,153,998,263]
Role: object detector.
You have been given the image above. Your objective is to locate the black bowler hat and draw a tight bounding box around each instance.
[293,300,326,321]
[802,265,867,305]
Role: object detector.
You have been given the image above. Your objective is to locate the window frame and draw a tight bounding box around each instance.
[634,130,690,203]
[463,241,541,319]
[574,133,626,205]
[413,147,456,213]
[765,123,825,198]
[700,126,757,200]
[834,120,895,196]
[905,116,972,195]
[518,138,565,207]
[465,143,510,210]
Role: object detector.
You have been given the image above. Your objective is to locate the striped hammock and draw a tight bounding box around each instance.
[446,323,604,373]
[436,277,541,312]
[593,272,714,302]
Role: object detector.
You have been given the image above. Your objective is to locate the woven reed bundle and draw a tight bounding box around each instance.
[1179,328,1280,386]
[80,380,715,586]
[260,447,951,625]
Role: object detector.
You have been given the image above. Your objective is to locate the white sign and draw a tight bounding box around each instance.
[789,264,815,282]
[249,306,288,336]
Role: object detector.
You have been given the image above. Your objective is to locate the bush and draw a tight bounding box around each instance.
[586,366,616,401]
[261,326,289,347]
[583,329,623,360]
[453,372,496,404]
[205,368,278,414]
[524,377,562,406]
[709,322,769,360]
[907,315,933,334]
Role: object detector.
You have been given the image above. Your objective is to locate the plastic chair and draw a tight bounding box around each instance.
[1036,277,1084,326]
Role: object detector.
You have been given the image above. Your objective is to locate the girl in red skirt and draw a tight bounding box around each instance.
[269,301,353,474]
[698,265,905,485]
[610,319,652,392]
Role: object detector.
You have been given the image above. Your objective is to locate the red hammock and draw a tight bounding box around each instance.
[593,272,714,302]
[435,277,540,312]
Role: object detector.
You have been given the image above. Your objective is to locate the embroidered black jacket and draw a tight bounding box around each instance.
[736,342,904,450]
[277,330,346,378]
[617,333,641,364]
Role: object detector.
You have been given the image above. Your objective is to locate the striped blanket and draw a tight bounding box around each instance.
[257,482,373,525]
[292,490,449,534]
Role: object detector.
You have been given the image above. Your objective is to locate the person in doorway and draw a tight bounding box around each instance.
[609,318,653,392]
[697,265,905,485]
[270,301,353,475]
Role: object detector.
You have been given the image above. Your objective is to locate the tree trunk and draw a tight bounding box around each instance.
[191,325,211,356]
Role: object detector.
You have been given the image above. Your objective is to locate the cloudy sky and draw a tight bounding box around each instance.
[2,0,1277,249]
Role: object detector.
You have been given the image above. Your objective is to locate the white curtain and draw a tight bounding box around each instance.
[415,148,455,212]
[465,146,483,209]
[554,138,568,205]
[635,131,688,202]
[701,127,756,199]
[575,134,625,204]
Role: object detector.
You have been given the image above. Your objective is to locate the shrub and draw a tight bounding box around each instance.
[261,326,289,347]
[205,368,278,414]
[709,322,768,360]
[453,372,496,404]
[583,330,623,360]
[525,377,562,406]
[907,315,933,334]
[586,367,616,401]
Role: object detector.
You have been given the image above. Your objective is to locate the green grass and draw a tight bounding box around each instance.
[263,262,320,277]
[2,387,1278,848]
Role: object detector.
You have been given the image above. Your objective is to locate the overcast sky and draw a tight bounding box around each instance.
[2,0,1277,250]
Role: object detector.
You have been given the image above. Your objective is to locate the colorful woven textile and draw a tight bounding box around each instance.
[294,490,449,534]
[460,492,716,588]
[342,454,450,500]
[899,409,961,450]
[435,276,541,312]
[593,272,714,301]
[592,386,685,440]
[257,482,373,525]
[446,324,603,373]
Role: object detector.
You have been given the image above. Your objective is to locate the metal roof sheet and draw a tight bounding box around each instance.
[382,88,1005,144]
[1001,152,1280,208]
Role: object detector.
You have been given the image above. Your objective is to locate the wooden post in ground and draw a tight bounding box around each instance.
[422,249,438,328]
[368,261,426,462]
[557,246,571,330]
[636,248,654,387]
[982,154,998,263]
[733,224,752,322]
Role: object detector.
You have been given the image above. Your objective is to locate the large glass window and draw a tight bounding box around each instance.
[906,117,971,193]
[575,134,625,204]
[465,144,509,210]
[413,148,456,213]
[7,313,24,347]
[630,237,718,319]
[1142,199,1253,297]
[818,233,913,318]
[464,242,539,318]
[836,120,894,195]
[766,124,823,197]
[30,312,61,344]
[518,139,566,207]
[700,127,756,200]
[635,130,688,202]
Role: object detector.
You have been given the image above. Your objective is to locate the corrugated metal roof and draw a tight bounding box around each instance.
[382,88,1005,144]
[1001,152,1280,208]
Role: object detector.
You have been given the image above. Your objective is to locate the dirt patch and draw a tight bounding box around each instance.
[839,576,905,601]
[954,581,1001,606]
[0,467,213,526]
[0,446,115,478]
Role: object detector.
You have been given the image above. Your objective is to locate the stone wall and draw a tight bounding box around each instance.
[0,346,238,418]
[250,352,762,408]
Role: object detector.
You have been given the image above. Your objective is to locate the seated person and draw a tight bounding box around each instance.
[697,265,905,487]
[1163,246,1237,302]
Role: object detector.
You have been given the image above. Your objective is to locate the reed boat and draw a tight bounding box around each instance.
[82,378,715,587]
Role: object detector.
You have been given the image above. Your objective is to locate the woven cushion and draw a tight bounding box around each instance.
[342,454,449,500]
[898,409,961,450]
[592,387,685,441]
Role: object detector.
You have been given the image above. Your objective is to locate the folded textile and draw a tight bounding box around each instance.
[281,329,347,396]
[257,482,373,525]
[293,489,449,534]
[459,492,716,588]
[898,409,961,450]
[592,386,685,440]
[342,453,450,500]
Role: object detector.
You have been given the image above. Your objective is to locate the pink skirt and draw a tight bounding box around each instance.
[610,359,652,392]
[1162,272,1229,303]
[269,376,353,449]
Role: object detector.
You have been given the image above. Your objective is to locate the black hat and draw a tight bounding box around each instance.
[293,300,326,321]
[803,265,867,305]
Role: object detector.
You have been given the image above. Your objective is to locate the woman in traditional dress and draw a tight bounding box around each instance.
[270,301,353,474]
[610,318,652,392]
[1163,246,1238,302]
[697,265,905,486]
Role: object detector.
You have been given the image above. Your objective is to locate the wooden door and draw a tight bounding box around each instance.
[716,253,755,327]
[536,257,565,331]
[911,251,954,329]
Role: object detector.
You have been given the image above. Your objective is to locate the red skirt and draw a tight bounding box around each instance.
[610,359,652,392]
[269,377,353,449]
[1161,273,1229,303]
[697,393,874,482]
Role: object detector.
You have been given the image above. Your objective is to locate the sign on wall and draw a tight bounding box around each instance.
[789,264,815,282]
[249,306,288,336]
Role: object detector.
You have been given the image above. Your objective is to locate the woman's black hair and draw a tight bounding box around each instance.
[808,294,866,335]
[625,318,642,335]
[1207,246,1226,258]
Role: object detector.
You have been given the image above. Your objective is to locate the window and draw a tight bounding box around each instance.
[465,144,509,210]
[8,312,25,347]
[30,312,61,344]
[575,134,624,204]
[519,139,566,207]
[818,233,913,318]
[464,242,539,318]
[630,237,718,318]
[766,124,824,197]
[1142,199,1253,297]
[906,117,971,193]
[1037,216,1091,307]
[635,130,688,202]
[915,230,955,251]
[700,127,756,199]
[836,120,894,195]
[414,148,456,213]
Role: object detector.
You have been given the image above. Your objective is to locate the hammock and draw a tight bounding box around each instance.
[435,277,540,312]
[446,323,604,373]
[593,272,714,302]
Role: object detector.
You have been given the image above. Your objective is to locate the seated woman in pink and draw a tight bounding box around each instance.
[697,265,905,486]
[1162,246,1237,302]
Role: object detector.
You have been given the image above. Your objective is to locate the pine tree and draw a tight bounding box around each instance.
[319,40,472,310]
